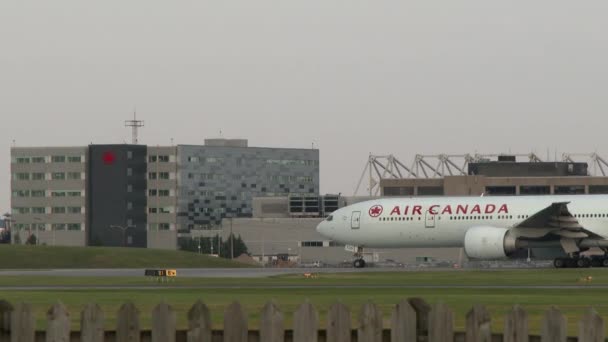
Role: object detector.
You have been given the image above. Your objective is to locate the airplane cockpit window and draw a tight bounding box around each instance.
[326,215,333,222]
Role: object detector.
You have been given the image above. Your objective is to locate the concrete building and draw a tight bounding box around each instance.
[9,139,319,249]
[10,147,87,246]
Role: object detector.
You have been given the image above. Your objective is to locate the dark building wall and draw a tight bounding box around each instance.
[88,145,147,247]
[468,162,588,177]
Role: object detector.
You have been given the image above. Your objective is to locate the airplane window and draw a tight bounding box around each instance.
[326,215,333,222]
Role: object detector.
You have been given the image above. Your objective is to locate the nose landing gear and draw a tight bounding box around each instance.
[353,246,366,268]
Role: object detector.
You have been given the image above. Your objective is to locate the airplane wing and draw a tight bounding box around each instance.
[514,202,602,239]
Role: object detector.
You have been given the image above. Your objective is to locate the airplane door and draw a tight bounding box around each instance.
[425,212,436,228]
[351,211,361,229]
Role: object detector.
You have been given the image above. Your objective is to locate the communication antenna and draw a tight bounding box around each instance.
[125,111,145,144]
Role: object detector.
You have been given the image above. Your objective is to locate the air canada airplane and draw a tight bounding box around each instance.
[315,195,608,268]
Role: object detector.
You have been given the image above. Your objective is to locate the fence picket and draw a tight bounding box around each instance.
[359,302,382,342]
[293,301,318,342]
[152,302,176,342]
[260,301,284,342]
[223,302,247,342]
[408,298,430,338]
[504,305,528,342]
[578,307,604,342]
[46,302,70,342]
[10,303,34,342]
[327,303,351,342]
[187,300,212,342]
[428,302,453,342]
[540,306,566,342]
[391,299,416,342]
[116,302,140,342]
[81,303,104,342]
[465,304,491,342]
[0,300,13,338]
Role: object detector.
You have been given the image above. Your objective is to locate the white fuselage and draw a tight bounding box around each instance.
[315,195,608,248]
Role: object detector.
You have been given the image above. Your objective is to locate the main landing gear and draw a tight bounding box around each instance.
[553,256,608,268]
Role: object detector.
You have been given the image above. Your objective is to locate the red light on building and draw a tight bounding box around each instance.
[102,151,116,165]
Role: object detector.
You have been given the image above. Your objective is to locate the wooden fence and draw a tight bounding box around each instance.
[0,298,604,342]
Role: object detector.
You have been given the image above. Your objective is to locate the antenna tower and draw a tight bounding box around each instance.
[125,111,145,144]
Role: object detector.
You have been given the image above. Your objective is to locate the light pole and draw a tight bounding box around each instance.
[109,225,135,247]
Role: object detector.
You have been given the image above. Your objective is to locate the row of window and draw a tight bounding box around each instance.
[148,189,172,197]
[267,175,315,183]
[378,213,608,222]
[13,156,83,164]
[148,223,171,230]
[12,190,83,198]
[148,207,174,214]
[266,159,319,166]
[148,172,172,180]
[575,213,608,218]
[13,223,82,231]
[12,207,83,214]
[148,155,171,163]
[13,172,83,181]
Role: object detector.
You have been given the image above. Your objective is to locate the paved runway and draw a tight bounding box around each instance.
[0,267,436,278]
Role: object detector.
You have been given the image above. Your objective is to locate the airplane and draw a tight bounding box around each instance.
[315,194,608,268]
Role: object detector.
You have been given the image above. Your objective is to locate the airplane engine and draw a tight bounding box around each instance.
[464,226,517,259]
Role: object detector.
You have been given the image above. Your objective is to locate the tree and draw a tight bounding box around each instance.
[0,230,10,244]
[26,234,37,245]
[13,232,21,244]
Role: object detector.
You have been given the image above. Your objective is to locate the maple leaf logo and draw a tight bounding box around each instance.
[369,205,383,217]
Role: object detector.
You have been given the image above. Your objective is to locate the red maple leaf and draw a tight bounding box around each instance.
[369,205,383,217]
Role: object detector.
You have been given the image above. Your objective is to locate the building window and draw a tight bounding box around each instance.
[127,202,133,210]
[300,241,324,247]
[13,207,30,214]
[31,190,45,197]
[485,186,517,196]
[520,186,550,195]
[52,224,66,230]
[148,189,157,196]
[160,207,172,214]
[68,207,81,214]
[159,223,170,230]
[418,187,444,196]
[148,207,158,213]
[127,168,133,177]
[67,191,82,197]
[14,173,30,181]
[127,151,133,160]
[149,155,157,162]
[31,157,45,163]
[158,190,170,197]
[188,156,199,163]
[127,184,133,193]
[159,172,170,180]
[68,156,82,163]
[51,191,66,197]
[67,172,82,180]
[148,172,157,180]
[589,185,608,194]
[158,155,170,162]
[52,172,65,180]
[31,173,45,181]
[15,157,30,164]
[52,207,66,214]
[555,185,585,195]
[67,223,81,230]
[51,156,66,163]
[12,190,30,197]
[32,207,46,214]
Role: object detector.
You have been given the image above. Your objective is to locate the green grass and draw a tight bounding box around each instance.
[2,269,608,336]
[0,245,250,268]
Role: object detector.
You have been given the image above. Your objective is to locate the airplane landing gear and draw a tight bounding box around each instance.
[352,246,366,268]
[553,257,591,268]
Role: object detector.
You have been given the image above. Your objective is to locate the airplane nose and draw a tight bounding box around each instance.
[316,221,325,234]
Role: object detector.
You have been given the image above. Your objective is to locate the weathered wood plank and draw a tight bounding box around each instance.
[540,306,566,342]
[260,301,284,342]
[152,302,176,342]
[578,307,604,342]
[0,300,13,335]
[10,303,34,342]
[46,302,70,342]
[408,298,430,338]
[223,302,248,342]
[81,303,104,342]
[116,302,140,342]
[359,302,382,342]
[428,302,453,342]
[465,304,491,342]
[503,305,528,342]
[327,302,351,342]
[187,300,212,342]
[391,299,416,342]
[293,301,318,342]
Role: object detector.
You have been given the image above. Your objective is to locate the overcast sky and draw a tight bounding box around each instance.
[2,1,608,211]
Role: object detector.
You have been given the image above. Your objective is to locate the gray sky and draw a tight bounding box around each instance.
[2,1,608,211]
